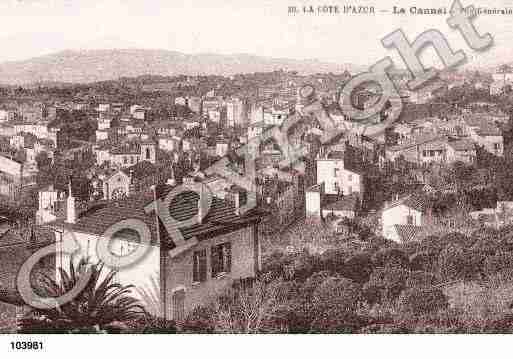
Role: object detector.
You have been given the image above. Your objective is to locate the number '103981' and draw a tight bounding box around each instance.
[10,341,44,350]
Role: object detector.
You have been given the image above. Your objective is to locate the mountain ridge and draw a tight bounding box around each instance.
[0,49,365,85]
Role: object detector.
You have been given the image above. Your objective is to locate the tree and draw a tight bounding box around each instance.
[342,252,374,284]
[437,244,468,282]
[406,270,437,288]
[309,276,366,333]
[399,287,449,315]
[409,251,438,272]
[372,248,410,269]
[363,266,409,305]
[18,259,145,334]
[483,252,513,280]
[208,279,292,334]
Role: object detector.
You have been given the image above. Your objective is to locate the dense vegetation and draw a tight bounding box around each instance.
[180,224,513,334]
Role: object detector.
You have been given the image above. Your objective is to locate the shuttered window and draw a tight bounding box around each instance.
[192,249,207,283]
[211,242,232,278]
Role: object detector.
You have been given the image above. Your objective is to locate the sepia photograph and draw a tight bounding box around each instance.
[1,0,513,356]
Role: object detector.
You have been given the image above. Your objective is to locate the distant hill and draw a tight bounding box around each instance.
[0,49,364,85]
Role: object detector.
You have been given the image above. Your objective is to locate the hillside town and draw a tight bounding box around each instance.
[2,65,513,334]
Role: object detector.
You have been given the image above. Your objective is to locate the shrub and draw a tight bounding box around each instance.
[359,323,411,334]
[372,248,410,269]
[343,252,374,283]
[437,244,466,282]
[290,251,323,282]
[471,237,502,257]
[440,232,472,248]
[483,252,513,280]
[399,287,449,315]
[409,250,438,272]
[406,270,437,288]
[363,266,409,305]
[140,317,177,334]
[319,248,348,274]
[260,250,293,280]
[417,235,444,255]
[309,276,367,333]
[181,306,215,334]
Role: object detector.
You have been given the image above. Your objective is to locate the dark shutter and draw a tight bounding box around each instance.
[225,243,232,273]
[192,251,199,283]
[211,246,219,278]
[199,249,207,282]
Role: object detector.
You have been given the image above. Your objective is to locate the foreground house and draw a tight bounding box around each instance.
[46,182,265,322]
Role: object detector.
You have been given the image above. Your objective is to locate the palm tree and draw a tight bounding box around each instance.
[18,258,145,334]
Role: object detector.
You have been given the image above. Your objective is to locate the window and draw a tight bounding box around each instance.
[123,156,127,164]
[407,215,414,225]
[211,242,231,277]
[193,249,207,283]
[348,174,353,181]
[146,148,151,160]
[172,289,185,322]
[238,191,247,207]
[333,168,339,178]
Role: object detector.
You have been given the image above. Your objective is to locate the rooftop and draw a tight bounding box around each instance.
[47,185,265,250]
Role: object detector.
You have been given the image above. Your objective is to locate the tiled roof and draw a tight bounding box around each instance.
[388,134,444,152]
[447,139,475,151]
[394,224,424,243]
[385,194,426,213]
[48,185,265,250]
[121,160,158,180]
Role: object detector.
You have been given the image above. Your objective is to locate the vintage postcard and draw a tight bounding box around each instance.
[0,0,513,356]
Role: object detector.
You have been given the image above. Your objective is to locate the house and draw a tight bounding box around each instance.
[47,183,265,321]
[463,116,503,156]
[305,178,360,220]
[321,193,360,219]
[36,185,65,225]
[158,135,182,152]
[496,201,513,226]
[445,139,476,163]
[95,140,157,168]
[490,81,507,96]
[469,208,497,228]
[382,194,425,242]
[216,139,230,157]
[248,121,267,140]
[316,150,364,196]
[386,134,446,163]
[0,155,24,200]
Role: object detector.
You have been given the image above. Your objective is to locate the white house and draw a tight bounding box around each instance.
[316,151,364,196]
[47,183,265,321]
[382,194,425,242]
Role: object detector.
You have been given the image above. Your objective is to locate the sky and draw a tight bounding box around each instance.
[1,0,513,69]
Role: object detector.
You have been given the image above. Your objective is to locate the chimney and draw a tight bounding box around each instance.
[66,178,76,224]
[197,184,209,224]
